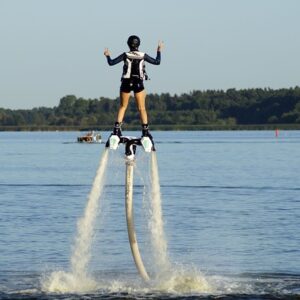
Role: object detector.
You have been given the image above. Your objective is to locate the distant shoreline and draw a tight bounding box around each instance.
[1,124,300,132]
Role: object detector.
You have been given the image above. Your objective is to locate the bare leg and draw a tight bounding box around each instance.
[134,90,148,124]
[135,90,154,141]
[117,92,131,123]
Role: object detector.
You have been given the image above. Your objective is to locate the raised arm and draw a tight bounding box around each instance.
[144,52,161,65]
[104,48,125,66]
[144,41,164,65]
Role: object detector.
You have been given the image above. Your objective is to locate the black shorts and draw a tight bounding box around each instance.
[120,78,144,93]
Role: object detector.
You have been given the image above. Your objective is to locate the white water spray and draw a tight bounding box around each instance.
[43,148,109,293]
[148,152,211,293]
[70,148,109,276]
[149,152,170,272]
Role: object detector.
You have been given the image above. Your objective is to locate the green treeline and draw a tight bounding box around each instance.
[1,87,300,130]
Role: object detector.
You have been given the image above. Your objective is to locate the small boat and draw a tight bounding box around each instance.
[77,131,102,143]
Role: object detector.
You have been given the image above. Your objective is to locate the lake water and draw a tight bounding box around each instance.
[0,130,299,299]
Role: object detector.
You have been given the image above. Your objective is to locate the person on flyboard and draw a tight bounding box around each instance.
[104,36,163,148]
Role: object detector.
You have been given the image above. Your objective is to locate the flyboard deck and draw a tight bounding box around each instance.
[108,134,154,155]
[106,134,154,280]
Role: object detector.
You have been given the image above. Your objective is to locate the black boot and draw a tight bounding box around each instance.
[113,122,122,137]
[106,122,122,148]
[141,124,155,151]
[142,124,150,137]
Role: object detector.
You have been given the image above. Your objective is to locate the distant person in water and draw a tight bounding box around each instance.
[104,35,163,140]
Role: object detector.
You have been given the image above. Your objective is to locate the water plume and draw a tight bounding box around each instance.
[148,152,171,273]
[70,148,109,276]
[42,148,109,293]
[148,152,211,293]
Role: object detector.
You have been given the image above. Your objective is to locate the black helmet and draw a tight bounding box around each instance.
[127,35,140,50]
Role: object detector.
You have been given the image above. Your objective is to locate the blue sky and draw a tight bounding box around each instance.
[0,0,300,109]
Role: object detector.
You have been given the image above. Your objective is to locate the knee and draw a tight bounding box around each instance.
[119,102,128,110]
[138,107,147,115]
[137,104,146,113]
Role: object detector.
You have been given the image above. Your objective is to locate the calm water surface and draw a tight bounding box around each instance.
[0,130,299,299]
